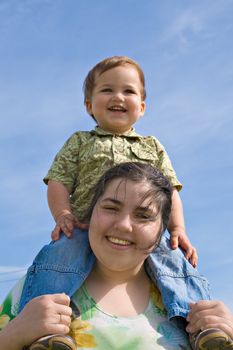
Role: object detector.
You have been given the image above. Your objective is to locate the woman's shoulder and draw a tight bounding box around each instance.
[149,283,166,314]
[0,276,26,330]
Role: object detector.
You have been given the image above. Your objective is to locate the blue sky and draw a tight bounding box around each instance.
[1,0,233,310]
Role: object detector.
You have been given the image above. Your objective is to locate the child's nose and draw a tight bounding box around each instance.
[112,92,124,101]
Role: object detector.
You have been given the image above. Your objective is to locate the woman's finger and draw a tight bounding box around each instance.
[58,314,71,326]
[55,304,72,318]
[49,293,70,306]
[44,323,70,335]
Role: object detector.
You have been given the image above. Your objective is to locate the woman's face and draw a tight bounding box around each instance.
[88,178,162,274]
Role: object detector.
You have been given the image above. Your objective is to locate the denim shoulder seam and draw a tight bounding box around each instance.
[156,271,208,279]
[31,263,86,278]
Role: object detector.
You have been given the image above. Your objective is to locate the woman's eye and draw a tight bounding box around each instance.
[104,206,118,211]
[136,211,156,221]
[139,214,150,220]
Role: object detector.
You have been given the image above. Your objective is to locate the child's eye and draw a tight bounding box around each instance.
[125,89,136,94]
[101,88,112,93]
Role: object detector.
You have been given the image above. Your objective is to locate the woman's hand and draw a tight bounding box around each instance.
[186,300,233,339]
[0,293,72,350]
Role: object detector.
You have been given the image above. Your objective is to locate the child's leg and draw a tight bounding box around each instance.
[19,228,95,312]
[145,234,211,320]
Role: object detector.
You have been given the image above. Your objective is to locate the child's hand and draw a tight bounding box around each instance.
[170,230,198,267]
[51,211,89,241]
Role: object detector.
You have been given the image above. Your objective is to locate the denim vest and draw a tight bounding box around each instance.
[19,229,211,319]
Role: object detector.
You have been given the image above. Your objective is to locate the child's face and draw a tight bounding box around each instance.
[86,65,146,134]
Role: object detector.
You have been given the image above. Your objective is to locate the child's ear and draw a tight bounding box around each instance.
[85,100,92,115]
[140,101,146,116]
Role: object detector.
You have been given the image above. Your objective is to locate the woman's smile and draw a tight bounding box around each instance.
[106,236,133,248]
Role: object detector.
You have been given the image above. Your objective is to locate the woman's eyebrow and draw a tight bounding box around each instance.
[137,206,152,212]
[101,198,121,205]
[137,205,157,214]
[137,205,149,210]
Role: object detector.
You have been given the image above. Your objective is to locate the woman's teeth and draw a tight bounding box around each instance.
[108,237,132,245]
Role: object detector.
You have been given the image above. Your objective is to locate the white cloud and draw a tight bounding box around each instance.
[160,0,233,51]
[0,265,27,281]
[0,265,28,303]
[163,10,204,48]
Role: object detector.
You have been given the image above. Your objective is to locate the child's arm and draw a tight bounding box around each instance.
[48,180,88,240]
[168,189,198,267]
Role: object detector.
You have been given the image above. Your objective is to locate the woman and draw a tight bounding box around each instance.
[0,162,232,350]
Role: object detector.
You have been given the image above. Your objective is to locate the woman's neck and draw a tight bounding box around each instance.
[93,260,146,282]
[85,263,151,317]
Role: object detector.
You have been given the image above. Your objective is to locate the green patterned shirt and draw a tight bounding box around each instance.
[44,127,182,221]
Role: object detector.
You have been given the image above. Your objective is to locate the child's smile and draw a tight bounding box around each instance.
[85,65,145,134]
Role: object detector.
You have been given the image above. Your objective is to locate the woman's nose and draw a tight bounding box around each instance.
[114,214,133,232]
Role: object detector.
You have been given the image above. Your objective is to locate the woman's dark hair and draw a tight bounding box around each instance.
[83,162,173,243]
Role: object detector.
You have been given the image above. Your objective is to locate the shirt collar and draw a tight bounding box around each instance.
[92,126,142,138]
